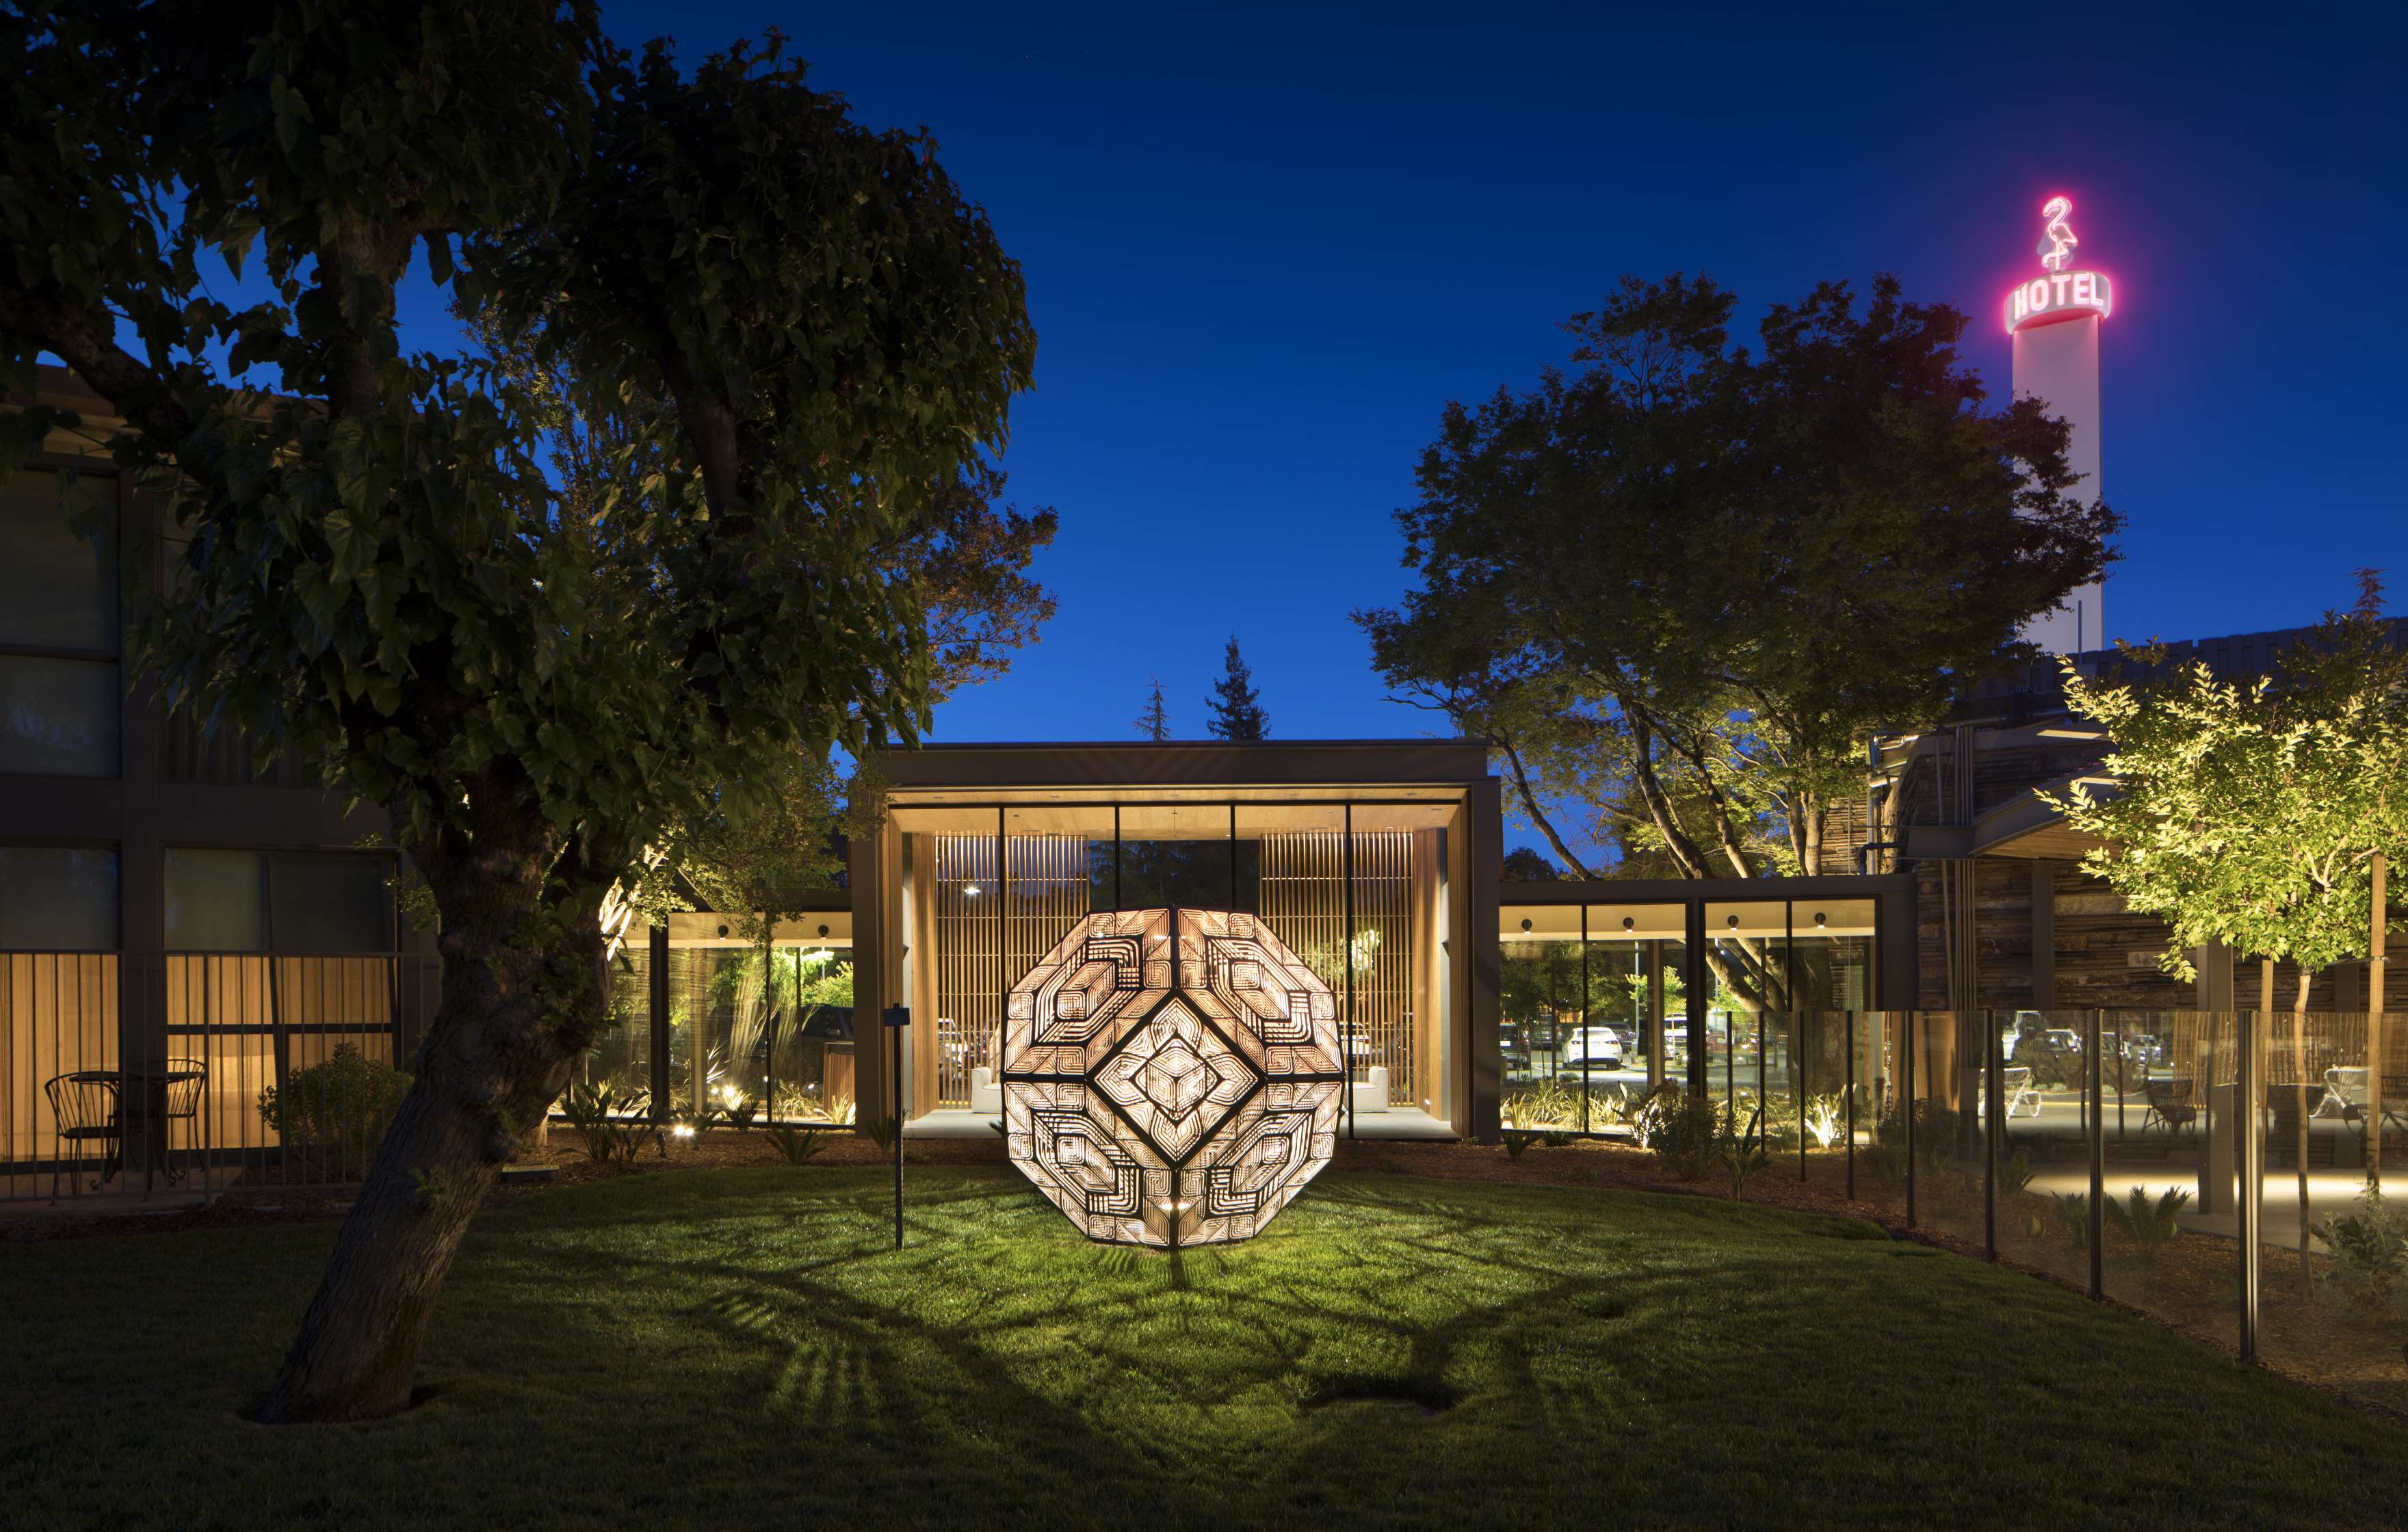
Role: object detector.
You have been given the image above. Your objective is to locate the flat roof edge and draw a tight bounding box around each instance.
[869,739,1493,789]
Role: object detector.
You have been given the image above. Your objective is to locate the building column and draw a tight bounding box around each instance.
[2030,860,2056,1011]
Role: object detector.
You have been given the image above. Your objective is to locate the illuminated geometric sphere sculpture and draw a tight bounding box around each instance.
[1002,907,1344,1248]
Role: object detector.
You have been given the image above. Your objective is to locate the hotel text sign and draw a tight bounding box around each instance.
[2004,268,2112,332]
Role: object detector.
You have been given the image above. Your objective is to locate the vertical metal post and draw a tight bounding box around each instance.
[2370,850,2386,1191]
[1844,1009,1857,1201]
[1797,1011,1809,1181]
[1579,906,1591,1134]
[996,806,1007,1109]
[2087,1008,2104,1299]
[2238,1007,2260,1360]
[1905,1009,1918,1228]
[1227,804,1238,913]
[1112,806,1123,912]
[1985,1010,2001,1258]
[2116,1027,2127,1142]
[892,1016,906,1251]
[1343,805,1356,1141]
[648,923,670,1124]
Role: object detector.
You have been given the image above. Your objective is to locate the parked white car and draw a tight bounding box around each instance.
[1558,1027,1626,1071]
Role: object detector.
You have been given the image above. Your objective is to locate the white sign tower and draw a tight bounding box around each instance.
[2008,194,2111,655]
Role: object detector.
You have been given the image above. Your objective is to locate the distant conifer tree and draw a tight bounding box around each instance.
[1136,676,1171,741]
[1205,637,1270,741]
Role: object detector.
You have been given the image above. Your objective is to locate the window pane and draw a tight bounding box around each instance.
[0,847,117,949]
[0,468,116,650]
[166,848,264,951]
[0,655,120,776]
[1587,903,1687,1102]
[1117,803,1238,910]
[270,855,394,953]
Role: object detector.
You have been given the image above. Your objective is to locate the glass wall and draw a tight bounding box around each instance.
[0,468,118,777]
[893,797,1458,1126]
[1496,902,1686,1133]
[665,931,856,1126]
[1500,904,1582,1130]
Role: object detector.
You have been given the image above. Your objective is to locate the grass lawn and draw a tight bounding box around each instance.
[5,1167,2404,1531]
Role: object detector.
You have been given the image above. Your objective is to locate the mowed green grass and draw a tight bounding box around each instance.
[4,1167,2403,1531]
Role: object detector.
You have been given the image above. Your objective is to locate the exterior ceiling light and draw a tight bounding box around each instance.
[1002,908,1343,1248]
[1814,911,1828,927]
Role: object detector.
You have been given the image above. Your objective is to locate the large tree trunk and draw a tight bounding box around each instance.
[254,822,611,1423]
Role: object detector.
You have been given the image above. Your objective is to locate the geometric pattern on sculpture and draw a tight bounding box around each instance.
[1002,907,1344,1247]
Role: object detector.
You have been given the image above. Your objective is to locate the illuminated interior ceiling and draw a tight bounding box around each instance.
[1001,907,1343,1248]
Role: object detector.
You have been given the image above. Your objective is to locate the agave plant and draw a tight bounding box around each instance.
[2104,1185,2190,1262]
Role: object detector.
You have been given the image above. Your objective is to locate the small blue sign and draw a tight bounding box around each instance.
[882,1004,911,1029]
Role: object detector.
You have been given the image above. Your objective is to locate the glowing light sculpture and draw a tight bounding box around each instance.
[1001,907,1344,1248]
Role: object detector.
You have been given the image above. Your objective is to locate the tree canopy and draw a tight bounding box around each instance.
[1206,636,1269,741]
[0,1,1034,1421]
[2049,573,2408,992]
[1359,272,2116,878]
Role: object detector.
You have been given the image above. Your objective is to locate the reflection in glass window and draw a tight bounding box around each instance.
[270,855,393,953]
[0,654,120,776]
[0,469,116,650]
[166,849,264,951]
[1585,903,1688,1096]
[0,846,117,949]
[166,850,395,952]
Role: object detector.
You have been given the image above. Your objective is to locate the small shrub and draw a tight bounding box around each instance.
[864,1115,900,1153]
[560,1079,664,1163]
[2051,1191,2091,1250]
[727,1099,759,1132]
[1998,1148,2037,1198]
[1502,1077,1579,1131]
[1803,1094,1846,1150]
[1634,1086,1718,1179]
[1714,1105,1770,1200]
[2104,1185,2190,1262]
[2313,1190,2408,1317]
[767,1124,828,1165]
[256,1044,411,1179]
[1540,1129,1576,1149]
[1502,1129,1539,1162]
[822,1091,857,1126]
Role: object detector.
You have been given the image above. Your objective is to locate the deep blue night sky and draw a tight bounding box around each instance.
[411,2,2407,742]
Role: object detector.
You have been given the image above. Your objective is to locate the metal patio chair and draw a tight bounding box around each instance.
[41,1070,122,1196]
[2141,1075,2197,1136]
[1973,1066,2043,1122]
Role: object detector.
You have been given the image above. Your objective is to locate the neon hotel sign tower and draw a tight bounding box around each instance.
[2008,194,2110,656]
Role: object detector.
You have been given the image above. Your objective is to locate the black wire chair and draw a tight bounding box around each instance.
[41,1070,122,1198]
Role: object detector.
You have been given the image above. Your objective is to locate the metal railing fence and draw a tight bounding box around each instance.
[2,951,439,1202]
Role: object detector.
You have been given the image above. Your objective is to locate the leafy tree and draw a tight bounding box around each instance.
[1205,636,1269,741]
[1359,272,2115,882]
[2051,573,2408,1286]
[1136,675,1170,741]
[1501,846,1560,882]
[0,5,1032,1421]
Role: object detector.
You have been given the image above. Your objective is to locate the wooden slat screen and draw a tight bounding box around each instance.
[1259,831,1417,1106]
[931,834,1090,1108]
